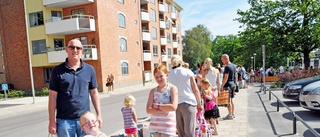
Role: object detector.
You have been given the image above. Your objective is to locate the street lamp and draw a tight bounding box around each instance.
[251,56,253,68]
[253,53,257,71]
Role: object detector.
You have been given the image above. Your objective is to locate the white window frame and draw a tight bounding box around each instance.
[152,27,157,40]
[151,9,156,22]
[121,61,129,75]
[118,0,124,4]
[168,48,172,58]
[153,45,158,57]
[118,12,126,28]
[119,37,127,52]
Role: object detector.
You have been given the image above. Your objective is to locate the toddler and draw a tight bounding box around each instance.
[80,111,107,137]
[200,78,220,135]
[121,95,138,137]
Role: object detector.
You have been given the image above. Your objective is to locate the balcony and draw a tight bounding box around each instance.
[159,19,165,29]
[142,30,151,41]
[140,0,149,4]
[171,12,177,20]
[172,25,177,34]
[160,36,167,45]
[141,9,150,23]
[159,2,165,13]
[45,14,95,35]
[43,0,94,8]
[143,50,152,61]
[162,54,167,62]
[47,45,97,63]
[172,41,178,48]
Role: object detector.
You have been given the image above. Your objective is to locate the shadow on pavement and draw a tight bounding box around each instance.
[303,128,320,137]
[257,92,278,135]
[0,104,21,108]
[282,110,320,122]
[270,101,300,108]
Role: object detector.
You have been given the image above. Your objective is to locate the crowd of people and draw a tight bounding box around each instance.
[47,38,241,137]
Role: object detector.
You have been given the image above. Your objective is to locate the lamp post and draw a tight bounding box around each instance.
[251,56,253,68]
[253,53,257,71]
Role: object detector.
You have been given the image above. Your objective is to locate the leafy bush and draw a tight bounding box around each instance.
[7,90,25,98]
[0,94,4,99]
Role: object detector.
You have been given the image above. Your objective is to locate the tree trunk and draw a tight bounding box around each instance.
[303,51,310,69]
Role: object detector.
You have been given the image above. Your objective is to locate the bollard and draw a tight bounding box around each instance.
[4,90,7,100]
[293,113,297,134]
[269,89,271,101]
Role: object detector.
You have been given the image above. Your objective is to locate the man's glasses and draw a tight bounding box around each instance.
[81,119,97,128]
[68,45,83,50]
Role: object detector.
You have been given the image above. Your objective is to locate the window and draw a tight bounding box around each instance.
[29,11,44,27]
[54,39,64,50]
[165,17,170,28]
[121,62,129,75]
[154,63,159,68]
[176,23,179,31]
[167,33,171,43]
[178,37,180,44]
[51,11,62,22]
[44,68,53,83]
[165,3,169,13]
[150,0,155,4]
[168,48,172,58]
[71,8,85,15]
[32,39,46,54]
[153,45,158,57]
[74,36,88,45]
[151,9,156,22]
[118,13,126,28]
[152,27,157,40]
[178,50,181,56]
[120,37,127,52]
[118,0,124,4]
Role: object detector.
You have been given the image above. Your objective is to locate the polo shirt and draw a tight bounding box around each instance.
[49,59,98,119]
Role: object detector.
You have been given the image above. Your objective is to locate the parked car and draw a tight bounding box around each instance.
[282,75,320,100]
[299,81,320,111]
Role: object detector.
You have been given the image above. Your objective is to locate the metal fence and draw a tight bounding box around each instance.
[268,88,320,137]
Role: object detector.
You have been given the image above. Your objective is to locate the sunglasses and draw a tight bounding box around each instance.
[81,119,98,128]
[67,45,83,50]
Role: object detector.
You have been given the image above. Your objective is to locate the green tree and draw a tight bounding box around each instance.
[182,24,212,69]
[211,35,244,67]
[236,0,320,69]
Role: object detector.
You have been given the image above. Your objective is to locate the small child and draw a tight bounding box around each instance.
[200,78,220,135]
[80,111,107,137]
[146,64,178,137]
[121,95,138,137]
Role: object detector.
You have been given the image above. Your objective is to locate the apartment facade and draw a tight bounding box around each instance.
[0,0,182,91]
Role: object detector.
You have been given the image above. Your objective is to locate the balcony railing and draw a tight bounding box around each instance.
[141,9,150,23]
[43,0,94,8]
[159,19,165,29]
[45,14,95,35]
[172,41,178,48]
[47,45,97,63]
[160,36,167,45]
[171,12,177,20]
[143,50,152,61]
[159,2,165,13]
[140,0,149,5]
[142,30,151,42]
[162,54,167,62]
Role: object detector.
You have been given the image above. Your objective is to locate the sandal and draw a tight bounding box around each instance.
[212,132,218,135]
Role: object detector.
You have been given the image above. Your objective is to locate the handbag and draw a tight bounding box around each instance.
[217,88,230,107]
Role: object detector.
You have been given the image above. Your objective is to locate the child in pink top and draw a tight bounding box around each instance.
[200,78,220,135]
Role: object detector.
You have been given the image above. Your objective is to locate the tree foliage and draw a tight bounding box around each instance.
[236,0,320,69]
[182,24,212,69]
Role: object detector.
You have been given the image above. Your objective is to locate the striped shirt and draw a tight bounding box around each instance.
[121,107,136,129]
[149,84,176,135]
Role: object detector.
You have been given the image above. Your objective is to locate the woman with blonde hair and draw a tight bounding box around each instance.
[167,55,202,137]
[202,58,220,103]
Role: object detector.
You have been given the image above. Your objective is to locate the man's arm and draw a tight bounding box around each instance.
[48,90,57,134]
[89,88,102,127]
[190,76,202,109]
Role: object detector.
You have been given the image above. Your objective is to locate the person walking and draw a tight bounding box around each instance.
[48,39,102,137]
[110,74,115,92]
[220,54,237,120]
[167,55,202,137]
[146,64,178,137]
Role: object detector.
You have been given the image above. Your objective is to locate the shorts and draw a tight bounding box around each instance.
[125,128,137,134]
[151,132,176,137]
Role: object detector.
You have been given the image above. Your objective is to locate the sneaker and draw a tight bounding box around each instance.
[232,114,235,118]
[223,114,233,120]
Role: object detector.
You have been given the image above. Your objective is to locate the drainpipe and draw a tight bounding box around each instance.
[23,0,36,103]
[138,0,145,86]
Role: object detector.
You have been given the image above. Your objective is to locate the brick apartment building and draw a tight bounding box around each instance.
[0,0,182,92]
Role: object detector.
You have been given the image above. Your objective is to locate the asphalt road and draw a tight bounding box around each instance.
[0,88,151,137]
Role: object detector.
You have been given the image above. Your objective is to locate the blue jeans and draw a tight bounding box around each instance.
[57,119,84,137]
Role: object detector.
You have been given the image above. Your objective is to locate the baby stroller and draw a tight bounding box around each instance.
[195,109,212,137]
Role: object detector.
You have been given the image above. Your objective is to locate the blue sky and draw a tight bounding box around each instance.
[174,0,250,36]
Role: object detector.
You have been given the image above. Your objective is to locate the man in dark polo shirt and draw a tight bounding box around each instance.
[220,54,237,120]
[48,39,102,137]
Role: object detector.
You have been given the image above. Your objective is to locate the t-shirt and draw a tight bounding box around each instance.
[223,63,236,88]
